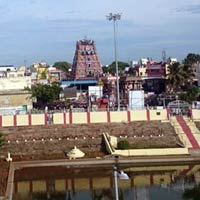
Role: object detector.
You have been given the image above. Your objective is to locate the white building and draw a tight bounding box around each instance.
[0,76,31,91]
[167,57,178,64]
[140,58,149,66]
[0,65,17,72]
[0,65,34,115]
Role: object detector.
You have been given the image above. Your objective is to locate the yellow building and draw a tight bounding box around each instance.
[31,62,50,80]
[138,67,146,77]
[37,67,49,80]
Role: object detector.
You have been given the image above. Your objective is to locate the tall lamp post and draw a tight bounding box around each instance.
[113,166,129,200]
[107,13,121,111]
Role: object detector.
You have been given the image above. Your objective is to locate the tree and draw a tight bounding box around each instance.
[184,53,200,65]
[128,67,137,75]
[107,61,129,75]
[179,85,200,103]
[53,61,71,73]
[166,59,196,93]
[166,62,185,93]
[102,65,109,74]
[25,83,62,107]
[182,63,195,88]
[0,132,5,148]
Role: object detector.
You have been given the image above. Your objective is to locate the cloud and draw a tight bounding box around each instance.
[0,0,200,66]
[175,4,200,15]
[64,10,80,15]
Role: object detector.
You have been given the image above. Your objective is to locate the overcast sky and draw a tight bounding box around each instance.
[0,0,200,67]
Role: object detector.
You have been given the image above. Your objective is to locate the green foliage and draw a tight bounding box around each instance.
[107,61,129,75]
[167,62,185,93]
[184,53,200,65]
[53,61,71,73]
[0,132,5,148]
[182,64,195,85]
[166,61,195,94]
[25,82,62,105]
[117,140,130,150]
[102,66,109,74]
[179,85,200,103]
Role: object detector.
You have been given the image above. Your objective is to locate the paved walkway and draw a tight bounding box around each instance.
[176,116,199,149]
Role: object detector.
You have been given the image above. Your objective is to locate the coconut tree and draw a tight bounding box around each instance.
[182,64,195,89]
[166,61,196,94]
[166,62,185,94]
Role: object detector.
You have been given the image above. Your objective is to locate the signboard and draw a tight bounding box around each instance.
[129,90,144,110]
[88,86,103,98]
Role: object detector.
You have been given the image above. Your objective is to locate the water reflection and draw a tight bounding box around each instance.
[13,164,200,200]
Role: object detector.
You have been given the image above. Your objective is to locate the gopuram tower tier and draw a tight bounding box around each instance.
[72,39,102,80]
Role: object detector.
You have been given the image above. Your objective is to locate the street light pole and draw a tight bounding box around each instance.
[113,165,129,200]
[113,166,119,200]
[107,13,121,111]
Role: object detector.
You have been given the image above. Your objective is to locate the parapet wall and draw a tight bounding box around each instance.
[103,132,189,156]
[113,148,189,156]
[0,109,199,127]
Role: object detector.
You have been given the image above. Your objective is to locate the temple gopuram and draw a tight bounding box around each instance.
[71,39,102,80]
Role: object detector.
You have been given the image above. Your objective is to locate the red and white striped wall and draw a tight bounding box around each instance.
[0,109,175,127]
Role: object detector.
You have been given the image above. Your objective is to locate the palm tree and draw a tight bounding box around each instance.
[182,64,195,88]
[166,62,185,94]
[166,61,196,94]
